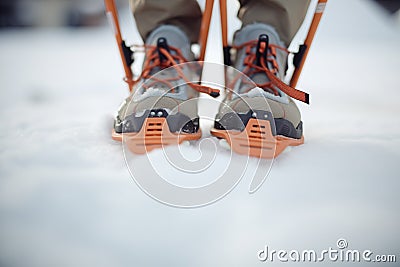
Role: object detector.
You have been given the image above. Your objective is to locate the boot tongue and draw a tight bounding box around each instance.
[243,34,276,94]
[234,26,273,47]
[144,26,192,78]
[147,37,174,77]
[233,24,287,95]
[145,25,192,60]
[251,73,276,95]
[142,39,189,96]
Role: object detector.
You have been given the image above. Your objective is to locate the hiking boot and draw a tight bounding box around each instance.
[112,25,219,153]
[211,23,308,158]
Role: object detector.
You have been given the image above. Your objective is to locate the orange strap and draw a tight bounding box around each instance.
[261,59,309,103]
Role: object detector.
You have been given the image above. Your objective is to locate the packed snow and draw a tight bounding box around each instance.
[0,0,399,266]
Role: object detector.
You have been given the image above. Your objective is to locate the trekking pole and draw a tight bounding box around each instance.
[219,0,231,94]
[219,0,230,66]
[199,0,230,65]
[198,0,215,62]
[290,0,328,88]
[104,0,135,92]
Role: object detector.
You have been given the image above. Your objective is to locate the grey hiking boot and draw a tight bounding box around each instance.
[211,23,307,158]
[113,25,219,153]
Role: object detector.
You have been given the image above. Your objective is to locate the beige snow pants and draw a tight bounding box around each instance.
[130,0,311,46]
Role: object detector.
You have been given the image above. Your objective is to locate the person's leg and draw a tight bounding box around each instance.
[130,0,202,43]
[238,0,311,45]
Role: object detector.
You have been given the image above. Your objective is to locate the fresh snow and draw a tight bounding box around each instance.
[0,0,399,266]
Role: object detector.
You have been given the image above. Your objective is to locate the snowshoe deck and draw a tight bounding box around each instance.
[210,118,304,158]
[112,117,202,154]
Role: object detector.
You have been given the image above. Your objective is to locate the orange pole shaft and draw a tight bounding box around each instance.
[290,0,328,88]
[219,0,229,93]
[219,0,231,67]
[199,0,215,61]
[104,0,134,91]
[219,0,228,48]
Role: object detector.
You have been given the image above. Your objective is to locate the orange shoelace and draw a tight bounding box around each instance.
[232,40,309,104]
[131,44,220,97]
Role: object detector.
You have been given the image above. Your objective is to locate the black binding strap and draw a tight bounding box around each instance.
[121,40,134,67]
[223,46,232,66]
[293,44,307,69]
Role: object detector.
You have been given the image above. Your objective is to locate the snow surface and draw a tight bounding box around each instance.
[0,0,399,266]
